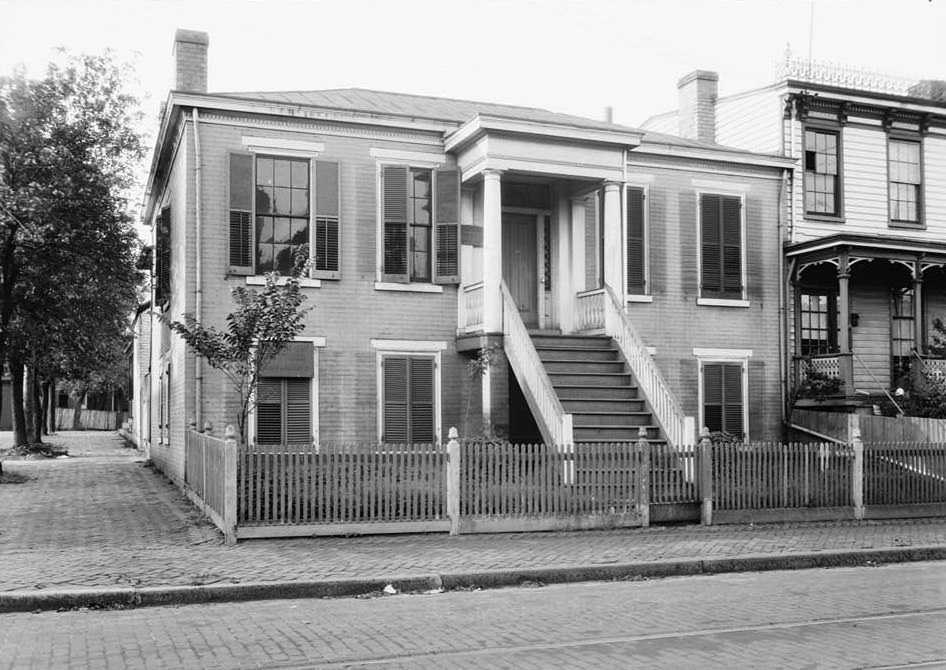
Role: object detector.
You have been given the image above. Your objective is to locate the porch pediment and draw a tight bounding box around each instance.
[445,114,642,183]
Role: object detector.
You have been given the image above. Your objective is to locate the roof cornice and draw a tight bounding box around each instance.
[631,142,795,170]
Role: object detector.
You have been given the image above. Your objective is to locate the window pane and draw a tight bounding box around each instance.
[274,245,292,274]
[411,170,431,197]
[274,159,291,187]
[291,190,309,217]
[273,187,291,215]
[256,186,273,214]
[273,217,291,244]
[290,220,308,245]
[291,160,309,188]
[256,158,274,186]
[256,216,274,244]
[413,200,430,225]
[257,244,274,273]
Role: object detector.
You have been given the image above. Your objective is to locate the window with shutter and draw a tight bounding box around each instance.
[381,355,435,444]
[155,206,171,306]
[626,188,646,295]
[314,161,340,278]
[700,194,743,300]
[255,377,312,446]
[702,362,744,439]
[229,152,254,274]
[381,164,459,284]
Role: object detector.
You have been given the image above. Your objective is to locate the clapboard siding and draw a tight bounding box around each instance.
[851,281,890,391]
[716,90,783,155]
[842,126,889,230]
[923,135,946,234]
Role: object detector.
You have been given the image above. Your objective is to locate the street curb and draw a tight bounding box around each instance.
[3,545,946,613]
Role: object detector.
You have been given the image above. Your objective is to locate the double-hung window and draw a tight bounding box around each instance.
[699,194,743,301]
[804,128,841,217]
[701,361,745,439]
[888,138,922,225]
[799,291,839,356]
[228,153,340,278]
[380,165,459,284]
[625,187,647,296]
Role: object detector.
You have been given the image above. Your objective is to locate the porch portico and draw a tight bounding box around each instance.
[447,114,642,338]
[789,233,946,403]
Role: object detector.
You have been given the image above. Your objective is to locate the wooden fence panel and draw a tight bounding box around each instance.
[864,442,946,506]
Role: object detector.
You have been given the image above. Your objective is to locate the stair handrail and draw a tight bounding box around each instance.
[600,284,696,448]
[500,281,574,447]
[852,351,903,416]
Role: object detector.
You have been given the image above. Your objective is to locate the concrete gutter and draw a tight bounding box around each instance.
[4,545,946,614]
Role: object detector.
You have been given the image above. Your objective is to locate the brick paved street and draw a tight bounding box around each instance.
[3,560,946,669]
[2,431,946,598]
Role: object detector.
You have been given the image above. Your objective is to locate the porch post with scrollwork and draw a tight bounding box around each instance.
[837,249,853,393]
[914,258,924,355]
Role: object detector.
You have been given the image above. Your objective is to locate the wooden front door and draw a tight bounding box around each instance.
[502,212,538,327]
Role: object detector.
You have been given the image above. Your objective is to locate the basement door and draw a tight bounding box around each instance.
[502,212,539,327]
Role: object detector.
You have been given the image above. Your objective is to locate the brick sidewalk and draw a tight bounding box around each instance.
[2,431,946,599]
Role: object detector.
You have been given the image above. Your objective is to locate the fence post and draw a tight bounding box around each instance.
[203,421,213,436]
[699,427,713,526]
[223,424,238,545]
[851,425,864,521]
[636,427,650,527]
[446,427,460,536]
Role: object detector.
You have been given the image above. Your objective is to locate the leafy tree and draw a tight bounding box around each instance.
[0,51,145,446]
[168,268,311,445]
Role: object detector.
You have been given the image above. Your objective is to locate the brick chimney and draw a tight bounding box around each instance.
[172,29,209,93]
[677,70,718,144]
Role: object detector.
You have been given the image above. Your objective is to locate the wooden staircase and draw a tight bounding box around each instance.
[531,334,665,446]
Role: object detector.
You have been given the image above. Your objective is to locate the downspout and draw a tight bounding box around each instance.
[192,108,203,429]
[778,169,789,426]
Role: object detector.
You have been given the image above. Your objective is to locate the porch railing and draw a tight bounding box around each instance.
[576,286,696,449]
[460,281,484,333]
[922,357,946,384]
[501,281,573,447]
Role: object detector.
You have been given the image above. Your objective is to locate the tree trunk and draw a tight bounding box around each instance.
[9,355,27,447]
[31,370,43,443]
[45,379,56,434]
[73,390,86,430]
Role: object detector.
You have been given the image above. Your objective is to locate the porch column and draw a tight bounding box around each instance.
[482,169,503,334]
[602,181,624,296]
[914,259,924,354]
[570,198,586,296]
[555,189,575,333]
[837,249,853,392]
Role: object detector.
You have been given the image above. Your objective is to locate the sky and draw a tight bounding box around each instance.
[1,0,944,140]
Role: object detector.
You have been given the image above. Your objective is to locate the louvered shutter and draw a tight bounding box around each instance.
[409,357,435,443]
[256,378,282,445]
[229,152,255,274]
[314,161,340,279]
[626,188,646,294]
[721,196,742,299]
[381,165,408,282]
[434,168,460,284]
[702,363,723,433]
[285,379,311,445]
[382,357,409,443]
[722,363,744,438]
[155,205,171,306]
[700,194,721,298]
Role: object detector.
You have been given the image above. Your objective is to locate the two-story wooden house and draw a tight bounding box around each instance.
[142,30,791,483]
[644,61,946,414]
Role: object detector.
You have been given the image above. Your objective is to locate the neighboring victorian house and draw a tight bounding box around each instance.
[643,60,946,414]
[141,30,791,483]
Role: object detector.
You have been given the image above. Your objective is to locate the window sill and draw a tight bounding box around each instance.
[803,214,846,224]
[374,282,444,294]
[626,294,653,304]
[697,298,750,308]
[889,221,926,230]
[245,276,322,288]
